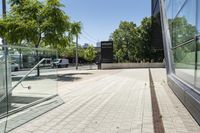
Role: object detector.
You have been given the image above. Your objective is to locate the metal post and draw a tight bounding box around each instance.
[2,1,9,132]
[2,0,6,17]
[2,0,6,46]
[76,35,78,70]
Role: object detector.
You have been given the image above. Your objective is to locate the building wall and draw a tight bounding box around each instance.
[152,0,164,50]
[156,0,200,124]
[151,0,164,62]
[165,0,200,93]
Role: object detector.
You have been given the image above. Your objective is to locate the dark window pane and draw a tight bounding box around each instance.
[172,0,197,47]
[173,41,196,86]
[152,0,158,13]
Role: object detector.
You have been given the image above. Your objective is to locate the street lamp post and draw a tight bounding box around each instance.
[75,35,78,70]
[2,0,6,17]
[2,2,9,129]
[2,0,6,45]
[2,0,6,46]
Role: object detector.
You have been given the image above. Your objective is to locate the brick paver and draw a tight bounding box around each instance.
[9,69,200,133]
[151,68,200,133]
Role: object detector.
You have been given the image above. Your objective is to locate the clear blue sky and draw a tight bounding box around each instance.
[0,0,151,46]
[61,0,151,46]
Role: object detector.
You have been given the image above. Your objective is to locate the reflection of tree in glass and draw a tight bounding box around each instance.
[170,17,196,47]
[168,17,197,64]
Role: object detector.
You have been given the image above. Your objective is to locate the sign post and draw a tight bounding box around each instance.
[101,41,113,63]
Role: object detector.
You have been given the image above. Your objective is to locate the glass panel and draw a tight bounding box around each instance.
[197,0,200,34]
[2,46,59,132]
[174,41,196,85]
[165,0,172,19]
[0,46,7,133]
[152,0,158,13]
[165,0,173,41]
[172,0,196,47]
[172,0,186,18]
[7,46,58,113]
[196,37,200,91]
[152,0,160,16]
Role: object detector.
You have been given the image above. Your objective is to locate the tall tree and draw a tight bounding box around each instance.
[111,17,154,63]
[69,22,82,39]
[84,45,97,64]
[0,0,78,76]
[69,22,81,69]
[137,17,152,62]
[1,0,72,48]
[10,0,22,6]
[111,21,138,62]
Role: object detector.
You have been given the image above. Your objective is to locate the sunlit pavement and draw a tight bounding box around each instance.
[11,64,98,77]
[10,69,200,133]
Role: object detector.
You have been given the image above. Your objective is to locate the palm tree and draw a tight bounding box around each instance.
[70,22,81,70]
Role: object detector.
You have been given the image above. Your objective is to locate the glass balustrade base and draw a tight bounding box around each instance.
[0,96,64,132]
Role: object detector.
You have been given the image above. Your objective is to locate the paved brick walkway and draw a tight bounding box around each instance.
[9,69,200,133]
[151,69,200,133]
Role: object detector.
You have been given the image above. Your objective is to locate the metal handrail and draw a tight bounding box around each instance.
[0,58,46,102]
[12,58,46,90]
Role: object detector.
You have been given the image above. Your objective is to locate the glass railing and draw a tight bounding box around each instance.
[0,45,7,133]
[0,45,59,132]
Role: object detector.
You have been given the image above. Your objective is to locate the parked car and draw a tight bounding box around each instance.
[39,58,52,67]
[52,59,69,68]
[11,62,20,71]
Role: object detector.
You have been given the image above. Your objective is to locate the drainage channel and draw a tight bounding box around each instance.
[149,68,165,133]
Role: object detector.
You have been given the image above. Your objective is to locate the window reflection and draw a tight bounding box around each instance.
[172,0,186,18]
[172,0,196,46]
[165,0,172,18]
[174,41,196,86]
[197,0,200,34]
[196,38,200,91]
[152,0,158,12]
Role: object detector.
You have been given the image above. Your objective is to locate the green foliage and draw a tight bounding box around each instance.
[168,17,197,63]
[111,17,152,62]
[70,22,82,36]
[58,44,76,57]
[137,17,152,61]
[170,17,196,47]
[58,44,85,59]
[84,45,97,62]
[112,21,138,62]
[10,0,22,6]
[0,0,81,51]
[116,49,125,62]
[78,46,85,58]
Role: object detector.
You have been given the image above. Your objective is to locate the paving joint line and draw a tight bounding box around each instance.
[149,68,165,133]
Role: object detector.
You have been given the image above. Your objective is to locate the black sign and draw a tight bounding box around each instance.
[101,41,113,63]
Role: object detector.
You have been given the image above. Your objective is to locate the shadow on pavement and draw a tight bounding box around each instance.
[12,73,93,82]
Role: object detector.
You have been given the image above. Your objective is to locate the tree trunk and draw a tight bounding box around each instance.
[36,45,40,77]
[35,34,41,77]
[19,49,22,69]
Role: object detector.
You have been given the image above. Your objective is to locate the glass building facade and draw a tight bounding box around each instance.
[152,0,200,124]
[165,0,200,92]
